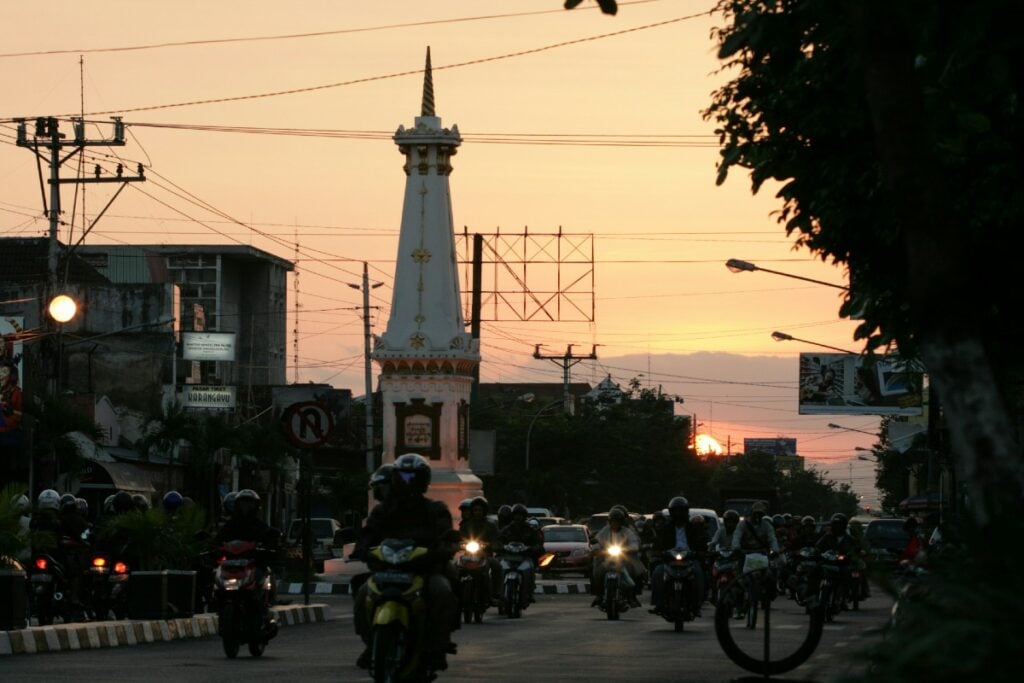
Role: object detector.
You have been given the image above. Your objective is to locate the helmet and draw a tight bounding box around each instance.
[103,495,116,515]
[801,515,816,526]
[112,491,134,514]
[723,509,740,527]
[12,494,30,514]
[772,514,785,527]
[59,493,77,512]
[689,514,705,526]
[511,503,528,521]
[369,464,393,503]
[182,496,194,508]
[667,496,690,525]
[76,498,89,516]
[527,518,540,530]
[829,513,848,534]
[608,507,627,524]
[222,491,238,516]
[235,489,260,519]
[131,494,150,511]
[458,498,474,514]
[37,489,61,511]
[391,453,431,497]
[751,501,769,516]
[162,490,184,513]
[497,505,512,526]
[470,496,489,514]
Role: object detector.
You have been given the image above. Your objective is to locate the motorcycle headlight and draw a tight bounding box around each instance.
[381,544,415,565]
[223,578,241,591]
[607,545,622,558]
[465,541,480,554]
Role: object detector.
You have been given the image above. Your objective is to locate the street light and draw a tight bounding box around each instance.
[828,422,877,437]
[524,398,562,471]
[771,331,856,354]
[725,258,848,290]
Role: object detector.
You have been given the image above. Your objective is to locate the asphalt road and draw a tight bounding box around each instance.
[3,587,890,682]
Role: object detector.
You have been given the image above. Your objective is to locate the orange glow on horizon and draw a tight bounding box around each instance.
[695,433,724,456]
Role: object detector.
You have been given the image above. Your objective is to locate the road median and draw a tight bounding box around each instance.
[0,603,331,656]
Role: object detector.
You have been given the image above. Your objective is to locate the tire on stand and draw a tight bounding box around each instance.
[248,640,266,657]
[670,589,684,632]
[605,576,619,621]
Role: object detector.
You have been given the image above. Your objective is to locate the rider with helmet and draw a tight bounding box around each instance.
[214,489,281,628]
[795,515,820,548]
[458,498,474,525]
[591,505,644,608]
[497,503,543,604]
[161,490,184,515]
[649,496,708,616]
[369,464,393,504]
[732,500,781,554]
[495,504,513,532]
[353,454,458,672]
[459,496,501,606]
[712,510,741,551]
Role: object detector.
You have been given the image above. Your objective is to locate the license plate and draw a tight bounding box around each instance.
[374,570,414,584]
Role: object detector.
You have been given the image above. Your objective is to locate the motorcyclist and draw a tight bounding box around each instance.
[711,509,741,551]
[590,506,643,608]
[812,513,858,604]
[649,496,707,616]
[130,493,150,512]
[161,490,184,516]
[495,504,513,533]
[353,454,457,672]
[369,463,393,504]
[795,515,820,548]
[732,501,781,554]
[497,503,543,605]
[11,493,31,564]
[214,489,280,630]
[459,496,501,603]
[29,489,62,543]
[457,498,474,526]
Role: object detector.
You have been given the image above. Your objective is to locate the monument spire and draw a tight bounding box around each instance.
[422,47,435,117]
[372,48,482,515]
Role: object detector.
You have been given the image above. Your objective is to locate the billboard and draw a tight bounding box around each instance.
[1,317,25,447]
[797,353,924,416]
[182,332,236,361]
[744,437,797,457]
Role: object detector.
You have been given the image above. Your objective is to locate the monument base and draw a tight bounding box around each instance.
[427,466,484,521]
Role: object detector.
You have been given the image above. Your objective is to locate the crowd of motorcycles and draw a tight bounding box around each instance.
[12,489,280,660]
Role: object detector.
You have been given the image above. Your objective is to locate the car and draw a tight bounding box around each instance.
[540,524,593,578]
[285,517,343,569]
[864,517,912,567]
[531,516,567,527]
[526,507,554,518]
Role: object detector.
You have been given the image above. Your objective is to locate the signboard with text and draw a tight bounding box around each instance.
[180,385,237,409]
[182,332,236,361]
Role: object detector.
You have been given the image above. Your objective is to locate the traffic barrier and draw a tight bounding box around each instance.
[0,603,330,656]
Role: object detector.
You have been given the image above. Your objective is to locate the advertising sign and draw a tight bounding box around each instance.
[1,317,25,441]
[797,353,924,416]
[180,385,236,409]
[744,437,797,457]
[182,332,236,361]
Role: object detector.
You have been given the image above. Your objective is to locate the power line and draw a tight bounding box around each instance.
[0,0,676,59]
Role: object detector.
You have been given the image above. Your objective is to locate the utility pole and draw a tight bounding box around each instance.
[15,117,144,291]
[532,344,598,415]
[348,262,383,472]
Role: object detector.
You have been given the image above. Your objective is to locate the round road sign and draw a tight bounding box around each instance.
[283,401,335,448]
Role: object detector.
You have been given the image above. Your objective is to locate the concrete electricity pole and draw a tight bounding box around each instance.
[348,262,383,472]
[532,343,598,415]
[15,116,145,290]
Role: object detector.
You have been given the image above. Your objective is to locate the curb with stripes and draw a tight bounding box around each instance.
[0,603,330,657]
[275,580,592,595]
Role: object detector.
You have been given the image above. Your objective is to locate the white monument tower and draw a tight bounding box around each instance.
[373,47,483,515]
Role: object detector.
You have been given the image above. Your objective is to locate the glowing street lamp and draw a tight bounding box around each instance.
[47,294,77,323]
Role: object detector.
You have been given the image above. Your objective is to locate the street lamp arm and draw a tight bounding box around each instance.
[725,258,848,291]
[772,331,856,354]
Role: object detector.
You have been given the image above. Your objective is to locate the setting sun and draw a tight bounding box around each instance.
[694,433,724,457]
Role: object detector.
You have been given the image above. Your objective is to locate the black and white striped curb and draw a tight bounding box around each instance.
[0,604,330,656]
[275,580,592,595]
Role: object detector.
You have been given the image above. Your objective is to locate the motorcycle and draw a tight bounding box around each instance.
[738,551,777,630]
[787,546,818,609]
[362,538,439,682]
[84,551,130,621]
[594,543,634,621]
[26,550,72,625]
[656,547,701,632]
[711,548,742,612]
[456,539,490,624]
[497,541,534,619]
[208,539,278,658]
[815,549,851,623]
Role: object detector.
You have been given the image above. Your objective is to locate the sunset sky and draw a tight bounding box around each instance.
[0,1,883,505]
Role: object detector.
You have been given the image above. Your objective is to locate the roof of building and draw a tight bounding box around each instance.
[0,237,110,284]
[81,244,294,272]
